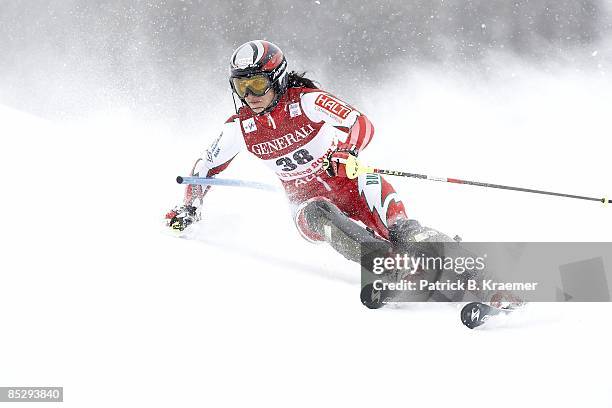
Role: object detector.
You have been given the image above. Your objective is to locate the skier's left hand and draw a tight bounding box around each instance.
[323,145,358,178]
[165,205,201,232]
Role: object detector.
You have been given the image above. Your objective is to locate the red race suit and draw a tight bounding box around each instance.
[185,87,408,241]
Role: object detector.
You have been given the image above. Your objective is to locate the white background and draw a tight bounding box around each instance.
[1,59,612,407]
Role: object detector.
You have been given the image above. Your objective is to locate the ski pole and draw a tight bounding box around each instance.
[176,176,280,192]
[343,156,610,205]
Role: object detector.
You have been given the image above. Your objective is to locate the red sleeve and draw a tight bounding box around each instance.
[300,88,374,153]
[342,114,374,152]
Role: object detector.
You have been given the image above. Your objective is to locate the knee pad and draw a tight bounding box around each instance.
[294,198,335,242]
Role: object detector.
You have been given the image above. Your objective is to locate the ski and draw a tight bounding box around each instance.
[460,302,516,329]
[360,283,391,309]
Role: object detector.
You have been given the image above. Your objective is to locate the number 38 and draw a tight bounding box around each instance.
[276,149,314,171]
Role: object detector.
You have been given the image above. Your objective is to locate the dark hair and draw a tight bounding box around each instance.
[287,71,318,89]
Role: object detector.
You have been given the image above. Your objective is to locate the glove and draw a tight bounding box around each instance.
[165,205,201,232]
[323,145,358,178]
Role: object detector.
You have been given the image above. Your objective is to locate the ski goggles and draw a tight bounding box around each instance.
[231,75,272,98]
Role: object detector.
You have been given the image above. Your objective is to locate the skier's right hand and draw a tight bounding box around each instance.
[323,144,358,178]
[165,205,201,232]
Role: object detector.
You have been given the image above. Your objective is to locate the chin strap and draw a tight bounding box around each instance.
[231,93,241,115]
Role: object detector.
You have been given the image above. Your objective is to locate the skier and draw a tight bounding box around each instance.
[164,39,450,263]
[164,40,521,310]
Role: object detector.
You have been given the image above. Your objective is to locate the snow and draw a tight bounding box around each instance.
[1,63,612,408]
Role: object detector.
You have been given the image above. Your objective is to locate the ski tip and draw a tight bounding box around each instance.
[360,284,387,309]
[460,302,494,329]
